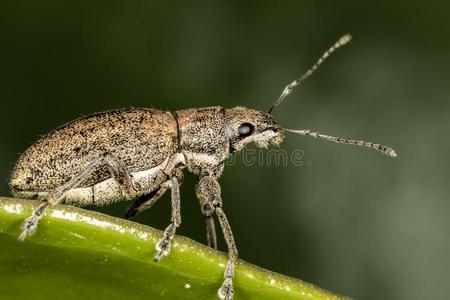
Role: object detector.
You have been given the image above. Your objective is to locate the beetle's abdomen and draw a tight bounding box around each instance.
[10,108,178,193]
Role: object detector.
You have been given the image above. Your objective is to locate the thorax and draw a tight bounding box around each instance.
[175,106,229,175]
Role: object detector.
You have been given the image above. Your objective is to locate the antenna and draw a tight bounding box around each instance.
[268,34,352,114]
[285,128,397,157]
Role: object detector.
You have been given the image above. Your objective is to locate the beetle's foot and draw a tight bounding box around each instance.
[18,216,37,241]
[218,277,234,300]
[17,202,49,242]
[153,237,171,262]
[153,223,176,262]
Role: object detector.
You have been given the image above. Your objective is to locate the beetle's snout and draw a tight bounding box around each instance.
[255,125,284,148]
[263,126,281,133]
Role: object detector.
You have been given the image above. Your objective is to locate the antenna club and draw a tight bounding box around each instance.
[340,34,352,45]
[387,148,398,158]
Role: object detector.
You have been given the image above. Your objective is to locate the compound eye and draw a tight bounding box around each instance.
[238,123,254,137]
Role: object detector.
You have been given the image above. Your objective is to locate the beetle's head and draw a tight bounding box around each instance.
[225,107,284,152]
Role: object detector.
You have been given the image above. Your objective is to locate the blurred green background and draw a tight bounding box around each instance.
[1,1,449,299]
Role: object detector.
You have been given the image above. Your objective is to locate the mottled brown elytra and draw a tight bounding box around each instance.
[10,34,396,300]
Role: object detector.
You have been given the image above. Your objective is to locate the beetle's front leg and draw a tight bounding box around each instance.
[153,174,181,262]
[197,175,237,300]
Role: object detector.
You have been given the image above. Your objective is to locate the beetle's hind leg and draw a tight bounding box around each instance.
[18,201,50,241]
[18,184,68,242]
[18,151,138,241]
[124,186,168,219]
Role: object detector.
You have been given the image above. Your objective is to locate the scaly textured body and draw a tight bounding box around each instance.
[11,108,178,192]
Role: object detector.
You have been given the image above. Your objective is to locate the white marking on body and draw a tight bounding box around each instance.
[65,187,93,205]
[182,151,222,174]
[64,160,171,205]
[252,130,278,148]
[132,159,169,186]
[18,154,186,205]
[93,178,122,205]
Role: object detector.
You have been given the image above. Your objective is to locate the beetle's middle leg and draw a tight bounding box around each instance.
[196,181,217,249]
[153,173,182,262]
[197,175,238,300]
[18,152,138,241]
[125,170,183,219]
[124,187,167,219]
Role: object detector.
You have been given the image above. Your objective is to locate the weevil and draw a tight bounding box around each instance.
[9,34,397,300]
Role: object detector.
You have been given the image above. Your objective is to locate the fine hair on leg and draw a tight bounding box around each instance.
[154,174,182,262]
[196,181,218,249]
[205,208,217,249]
[197,175,238,300]
[18,201,51,242]
[214,205,237,300]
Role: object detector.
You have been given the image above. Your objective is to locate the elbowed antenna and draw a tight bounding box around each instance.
[285,128,398,158]
[268,34,352,114]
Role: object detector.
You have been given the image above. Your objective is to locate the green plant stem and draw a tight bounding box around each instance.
[0,197,349,300]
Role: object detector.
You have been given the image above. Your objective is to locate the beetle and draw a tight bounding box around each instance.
[9,34,396,300]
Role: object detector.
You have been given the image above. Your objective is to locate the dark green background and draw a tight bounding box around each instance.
[1,1,449,299]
